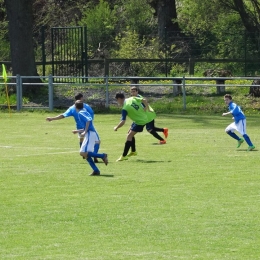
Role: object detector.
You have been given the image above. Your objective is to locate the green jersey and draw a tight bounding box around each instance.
[122,97,150,125]
[146,105,156,122]
[136,94,156,122]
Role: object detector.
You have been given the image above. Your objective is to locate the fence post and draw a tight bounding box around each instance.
[182,76,186,110]
[188,58,195,75]
[48,75,54,111]
[105,75,109,108]
[173,78,182,96]
[16,74,23,111]
[16,74,20,111]
[104,59,109,78]
[41,26,46,77]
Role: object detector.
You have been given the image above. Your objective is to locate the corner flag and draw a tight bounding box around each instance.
[2,64,7,82]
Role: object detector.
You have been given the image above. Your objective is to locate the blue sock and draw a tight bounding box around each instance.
[227,131,240,141]
[87,157,100,172]
[94,143,100,153]
[243,134,253,146]
[88,151,105,159]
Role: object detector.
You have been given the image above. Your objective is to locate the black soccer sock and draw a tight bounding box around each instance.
[123,140,132,157]
[131,137,136,152]
[150,130,164,141]
[153,127,163,132]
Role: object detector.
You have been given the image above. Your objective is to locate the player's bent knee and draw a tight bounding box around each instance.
[80,151,88,157]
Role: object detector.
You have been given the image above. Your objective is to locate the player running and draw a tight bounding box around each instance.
[46,93,100,162]
[222,94,255,151]
[130,86,168,144]
[114,92,152,161]
[73,100,108,176]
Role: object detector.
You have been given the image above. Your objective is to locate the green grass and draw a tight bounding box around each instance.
[1,112,260,259]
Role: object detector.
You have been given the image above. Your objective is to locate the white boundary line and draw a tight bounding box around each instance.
[16,150,78,157]
[0,145,74,150]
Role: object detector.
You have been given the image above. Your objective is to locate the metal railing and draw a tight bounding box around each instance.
[1,75,260,111]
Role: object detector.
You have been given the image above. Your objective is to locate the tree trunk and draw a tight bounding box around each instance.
[4,0,41,95]
[151,0,181,41]
[220,0,260,45]
[232,0,259,33]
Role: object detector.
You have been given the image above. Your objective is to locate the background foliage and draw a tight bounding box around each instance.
[1,0,260,77]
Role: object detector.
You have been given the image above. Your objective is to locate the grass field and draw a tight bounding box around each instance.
[1,112,260,259]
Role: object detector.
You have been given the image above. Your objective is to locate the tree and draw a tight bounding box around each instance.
[4,0,42,95]
[79,0,118,52]
[0,0,9,61]
[219,0,260,50]
[116,0,156,36]
[149,0,181,41]
[219,0,260,33]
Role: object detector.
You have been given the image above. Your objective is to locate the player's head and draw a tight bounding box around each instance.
[115,92,125,105]
[75,93,83,101]
[224,94,232,105]
[130,86,138,97]
[75,100,84,111]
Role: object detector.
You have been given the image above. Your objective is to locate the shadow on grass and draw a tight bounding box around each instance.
[236,149,258,152]
[151,143,167,145]
[99,174,114,177]
[136,159,171,163]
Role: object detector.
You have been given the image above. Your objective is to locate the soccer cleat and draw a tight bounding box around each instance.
[116,155,128,162]
[159,140,166,144]
[237,138,244,148]
[94,158,99,163]
[102,153,108,166]
[89,171,100,176]
[247,145,255,151]
[163,128,168,138]
[127,151,137,157]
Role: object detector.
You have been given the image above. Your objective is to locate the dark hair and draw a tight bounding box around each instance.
[115,92,125,99]
[75,93,83,100]
[75,100,84,110]
[130,86,138,92]
[224,94,232,100]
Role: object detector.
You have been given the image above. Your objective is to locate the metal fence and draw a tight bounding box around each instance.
[1,75,260,111]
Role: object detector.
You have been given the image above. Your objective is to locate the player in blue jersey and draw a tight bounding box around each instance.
[72,100,108,176]
[222,94,255,151]
[46,93,100,161]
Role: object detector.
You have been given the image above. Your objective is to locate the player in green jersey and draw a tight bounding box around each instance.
[130,86,168,144]
[114,92,151,161]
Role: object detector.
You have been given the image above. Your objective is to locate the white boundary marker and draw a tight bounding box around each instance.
[16,150,78,157]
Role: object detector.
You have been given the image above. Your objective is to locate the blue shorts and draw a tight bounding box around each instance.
[130,122,145,132]
[146,120,154,131]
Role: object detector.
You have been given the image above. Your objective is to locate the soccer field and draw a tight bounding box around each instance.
[1,112,260,259]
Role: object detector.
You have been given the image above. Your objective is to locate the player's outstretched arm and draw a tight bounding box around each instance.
[222,111,231,116]
[114,120,126,131]
[46,114,64,121]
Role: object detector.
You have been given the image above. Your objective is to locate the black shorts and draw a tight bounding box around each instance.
[130,122,146,132]
[146,120,155,131]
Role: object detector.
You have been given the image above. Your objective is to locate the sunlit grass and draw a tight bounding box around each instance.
[1,112,260,259]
